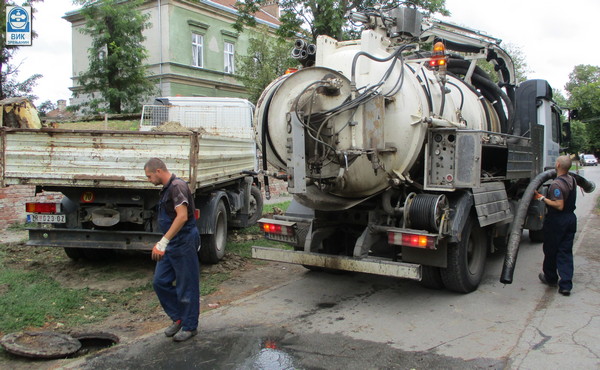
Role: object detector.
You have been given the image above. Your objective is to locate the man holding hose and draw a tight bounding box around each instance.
[534,155,577,296]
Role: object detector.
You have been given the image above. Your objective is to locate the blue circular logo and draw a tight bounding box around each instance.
[554,188,561,197]
[8,7,29,31]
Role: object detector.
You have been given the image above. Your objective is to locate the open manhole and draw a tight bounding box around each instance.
[0,331,119,359]
[71,332,120,356]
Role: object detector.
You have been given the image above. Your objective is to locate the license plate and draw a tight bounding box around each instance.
[27,214,66,223]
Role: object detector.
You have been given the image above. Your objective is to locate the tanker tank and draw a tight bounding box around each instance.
[255,28,509,211]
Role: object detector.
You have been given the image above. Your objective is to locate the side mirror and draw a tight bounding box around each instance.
[569,109,579,120]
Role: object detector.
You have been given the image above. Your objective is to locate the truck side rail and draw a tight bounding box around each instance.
[0,127,257,190]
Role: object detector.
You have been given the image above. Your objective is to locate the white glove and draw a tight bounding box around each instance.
[154,236,170,253]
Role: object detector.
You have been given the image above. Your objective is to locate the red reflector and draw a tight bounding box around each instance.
[194,209,200,220]
[26,202,59,214]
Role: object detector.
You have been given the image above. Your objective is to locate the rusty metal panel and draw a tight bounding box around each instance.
[252,246,421,280]
[1,128,257,191]
[362,95,385,149]
[195,134,258,188]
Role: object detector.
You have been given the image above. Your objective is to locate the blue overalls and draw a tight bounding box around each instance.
[542,176,577,291]
[153,178,200,332]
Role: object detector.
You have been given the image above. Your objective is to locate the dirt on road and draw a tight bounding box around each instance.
[0,229,305,369]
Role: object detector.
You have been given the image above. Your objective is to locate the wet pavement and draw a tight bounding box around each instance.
[64,325,504,369]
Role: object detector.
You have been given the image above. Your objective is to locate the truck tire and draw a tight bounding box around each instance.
[441,215,487,293]
[420,266,445,290]
[200,200,227,264]
[64,247,85,260]
[529,229,544,243]
[247,185,263,225]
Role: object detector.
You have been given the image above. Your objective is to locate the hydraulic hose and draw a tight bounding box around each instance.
[500,170,596,284]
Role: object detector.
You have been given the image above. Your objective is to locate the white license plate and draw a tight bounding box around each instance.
[27,214,66,223]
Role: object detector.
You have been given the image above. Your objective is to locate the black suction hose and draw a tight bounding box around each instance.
[500,170,596,284]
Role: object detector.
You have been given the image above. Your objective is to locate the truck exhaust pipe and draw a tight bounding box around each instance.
[500,170,596,284]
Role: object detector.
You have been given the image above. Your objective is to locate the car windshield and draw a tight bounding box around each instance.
[584,155,595,159]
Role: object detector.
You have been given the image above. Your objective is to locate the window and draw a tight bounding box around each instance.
[224,42,235,74]
[192,33,203,68]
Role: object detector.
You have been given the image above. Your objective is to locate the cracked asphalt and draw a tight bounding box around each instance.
[62,167,599,369]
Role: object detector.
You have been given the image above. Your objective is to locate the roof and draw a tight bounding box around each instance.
[205,0,281,26]
[65,0,281,28]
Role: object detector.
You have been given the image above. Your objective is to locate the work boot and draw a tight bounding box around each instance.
[164,320,182,337]
[558,288,571,296]
[173,329,197,342]
[538,273,557,287]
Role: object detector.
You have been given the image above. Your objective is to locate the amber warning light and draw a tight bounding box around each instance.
[429,41,447,68]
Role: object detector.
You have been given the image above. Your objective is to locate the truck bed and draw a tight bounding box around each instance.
[0,127,257,190]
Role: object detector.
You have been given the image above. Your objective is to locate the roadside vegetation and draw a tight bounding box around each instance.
[0,200,291,335]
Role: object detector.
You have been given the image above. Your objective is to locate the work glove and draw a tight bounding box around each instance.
[152,236,169,261]
[533,190,545,202]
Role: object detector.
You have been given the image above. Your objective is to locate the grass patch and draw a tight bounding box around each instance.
[200,271,230,296]
[0,269,98,332]
[262,200,291,215]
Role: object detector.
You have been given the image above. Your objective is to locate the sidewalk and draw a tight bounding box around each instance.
[508,211,600,368]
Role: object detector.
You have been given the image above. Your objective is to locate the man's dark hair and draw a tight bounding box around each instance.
[144,158,168,172]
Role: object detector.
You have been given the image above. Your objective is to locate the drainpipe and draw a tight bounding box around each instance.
[158,0,163,95]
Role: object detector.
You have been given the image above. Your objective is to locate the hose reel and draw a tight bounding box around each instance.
[404,193,448,232]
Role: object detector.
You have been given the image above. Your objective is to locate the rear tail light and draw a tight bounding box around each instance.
[194,209,200,220]
[388,231,436,249]
[260,222,295,237]
[26,202,61,214]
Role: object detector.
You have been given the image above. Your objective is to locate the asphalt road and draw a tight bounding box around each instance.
[65,166,600,369]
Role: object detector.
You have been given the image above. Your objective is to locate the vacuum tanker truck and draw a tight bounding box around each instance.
[251,6,588,293]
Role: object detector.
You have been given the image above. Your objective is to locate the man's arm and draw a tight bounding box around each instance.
[542,197,564,211]
[164,204,189,240]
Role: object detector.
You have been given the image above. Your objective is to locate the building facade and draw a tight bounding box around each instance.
[64,0,280,107]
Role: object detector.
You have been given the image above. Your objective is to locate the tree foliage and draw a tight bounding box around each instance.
[236,28,297,104]
[234,0,449,42]
[74,0,155,114]
[565,64,600,154]
[0,1,44,101]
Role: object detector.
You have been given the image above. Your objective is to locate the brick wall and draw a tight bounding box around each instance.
[0,185,63,230]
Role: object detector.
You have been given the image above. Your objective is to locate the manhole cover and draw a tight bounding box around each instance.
[0,331,81,359]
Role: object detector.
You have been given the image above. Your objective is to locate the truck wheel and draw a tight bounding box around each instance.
[441,215,487,293]
[529,229,544,243]
[420,266,445,290]
[200,200,227,264]
[64,247,85,260]
[247,185,263,225]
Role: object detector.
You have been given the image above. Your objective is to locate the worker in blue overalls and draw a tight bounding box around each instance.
[534,155,577,296]
[144,158,200,341]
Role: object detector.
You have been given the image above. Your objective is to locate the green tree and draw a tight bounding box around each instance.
[236,28,296,104]
[74,0,155,114]
[0,1,44,100]
[37,99,56,116]
[565,65,600,153]
[234,0,449,42]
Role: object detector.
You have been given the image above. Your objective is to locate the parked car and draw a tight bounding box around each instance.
[581,154,598,166]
